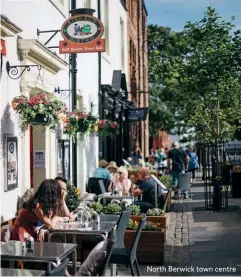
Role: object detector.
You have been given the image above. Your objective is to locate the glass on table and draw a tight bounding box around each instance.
[82,210,90,228]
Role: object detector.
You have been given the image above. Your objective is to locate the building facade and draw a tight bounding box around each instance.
[126,0,149,157]
[0,0,128,221]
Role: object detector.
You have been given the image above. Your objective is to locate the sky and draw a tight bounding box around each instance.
[145,0,241,31]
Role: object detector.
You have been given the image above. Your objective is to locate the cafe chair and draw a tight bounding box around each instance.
[115,210,132,249]
[109,216,147,276]
[75,227,116,276]
[87,178,108,195]
[46,258,69,276]
[177,173,192,202]
[81,211,130,262]
[98,180,107,194]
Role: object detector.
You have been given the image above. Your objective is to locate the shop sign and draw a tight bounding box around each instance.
[0,39,6,56]
[59,38,105,54]
[59,14,105,54]
[125,108,149,123]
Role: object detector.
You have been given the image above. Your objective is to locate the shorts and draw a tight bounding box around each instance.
[171,170,185,187]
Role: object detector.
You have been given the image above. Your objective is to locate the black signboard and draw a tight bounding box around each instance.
[112,70,122,92]
[125,107,149,123]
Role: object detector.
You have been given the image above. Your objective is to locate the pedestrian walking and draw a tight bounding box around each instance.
[188,147,199,181]
[167,141,190,199]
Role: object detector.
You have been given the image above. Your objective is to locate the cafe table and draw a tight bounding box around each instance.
[0,241,77,273]
[48,221,115,271]
[98,193,134,205]
[1,268,45,276]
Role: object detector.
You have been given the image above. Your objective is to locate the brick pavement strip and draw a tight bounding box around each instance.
[159,185,241,277]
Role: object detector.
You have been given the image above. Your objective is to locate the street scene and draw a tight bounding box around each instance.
[1,0,241,276]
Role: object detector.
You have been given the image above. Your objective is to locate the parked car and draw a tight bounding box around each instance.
[225,141,241,166]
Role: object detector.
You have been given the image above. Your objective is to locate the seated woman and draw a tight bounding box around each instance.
[107,161,118,180]
[11,179,63,242]
[108,166,131,196]
[93,159,111,180]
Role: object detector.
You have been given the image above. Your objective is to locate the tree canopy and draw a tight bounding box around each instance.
[148,7,241,141]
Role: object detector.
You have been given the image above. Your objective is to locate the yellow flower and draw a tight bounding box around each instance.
[75,188,81,196]
[94,125,99,132]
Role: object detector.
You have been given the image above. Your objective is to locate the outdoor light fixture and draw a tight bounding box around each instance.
[54,87,71,99]
[6,61,41,80]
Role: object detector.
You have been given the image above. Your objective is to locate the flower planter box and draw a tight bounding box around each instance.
[131,215,167,241]
[124,229,165,265]
[30,114,48,125]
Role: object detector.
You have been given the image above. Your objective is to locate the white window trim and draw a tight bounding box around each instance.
[49,0,68,18]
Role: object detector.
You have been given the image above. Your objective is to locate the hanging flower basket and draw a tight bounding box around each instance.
[11,93,66,133]
[62,109,98,138]
[30,114,48,125]
[95,120,119,136]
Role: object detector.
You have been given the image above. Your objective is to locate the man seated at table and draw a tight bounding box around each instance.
[55,177,77,222]
[132,168,163,213]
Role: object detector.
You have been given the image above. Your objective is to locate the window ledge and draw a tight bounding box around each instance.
[18,39,68,74]
[0,14,22,37]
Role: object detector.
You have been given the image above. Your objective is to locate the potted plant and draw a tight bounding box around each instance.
[11,93,66,132]
[127,205,141,216]
[62,109,97,138]
[125,219,165,265]
[95,119,119,136]
[102,203,121,214]
[65,181,81,212]
[88,202,103,214]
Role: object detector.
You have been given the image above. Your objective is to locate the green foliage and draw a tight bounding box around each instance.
[127,205,141,216]
[148,7,241,141]
[128,219,133,229]
[159,175,172,189]
[88,202,103,214]
[102,203,121,214]
[65,181,81,212]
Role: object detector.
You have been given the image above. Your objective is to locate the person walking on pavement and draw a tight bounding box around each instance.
[167,141,190,199]
[187,147,199,181]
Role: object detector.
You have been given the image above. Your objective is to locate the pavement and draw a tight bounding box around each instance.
[110,180,241,276]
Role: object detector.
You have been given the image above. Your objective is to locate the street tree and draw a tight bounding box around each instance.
[148,7,241,142]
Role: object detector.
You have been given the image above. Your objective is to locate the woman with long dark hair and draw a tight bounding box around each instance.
[11,179,62,242]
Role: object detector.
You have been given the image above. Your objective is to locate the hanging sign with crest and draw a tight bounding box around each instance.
[59,10,105,54]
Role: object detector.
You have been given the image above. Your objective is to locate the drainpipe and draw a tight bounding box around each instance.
[70,0,77,186]
[137,0,142,152]
[97,0,104,159]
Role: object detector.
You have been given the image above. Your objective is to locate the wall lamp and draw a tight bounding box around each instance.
[6,61,41,80]
[54,87,71,99]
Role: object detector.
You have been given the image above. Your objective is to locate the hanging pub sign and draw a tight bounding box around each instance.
[59,9,105,54]
[125,107,149,123]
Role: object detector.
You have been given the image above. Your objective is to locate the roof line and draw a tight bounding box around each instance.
[143,0,148,16]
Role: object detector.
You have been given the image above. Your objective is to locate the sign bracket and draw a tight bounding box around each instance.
[37,29,60,48]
